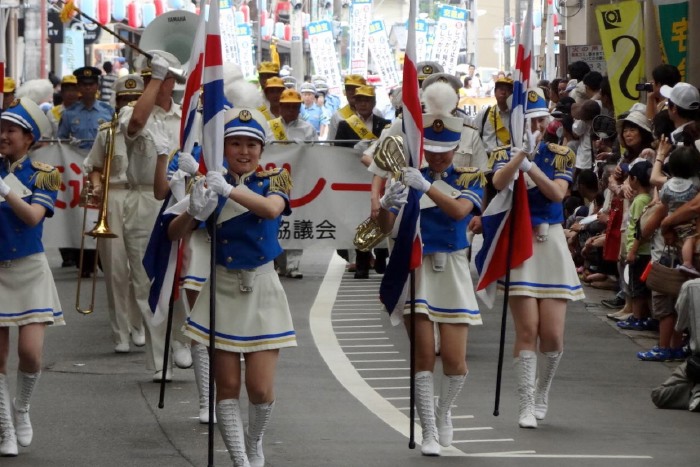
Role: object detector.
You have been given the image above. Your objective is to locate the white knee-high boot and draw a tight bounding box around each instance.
[0,374,18,457]
[415,371,440,456]
[216,399,251,467]
[514,351,537,429]
[191,343,215,424]
[13,371,39,447]
[246,401,274,467]
[535,350,562,420]
[435,372,467,447]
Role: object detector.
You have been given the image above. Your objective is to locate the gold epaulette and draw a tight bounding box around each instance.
[487,145,511,170]
[30,161,62,191]
[257,167,292,195]
[546,143,575,171]
[454,167,486,188]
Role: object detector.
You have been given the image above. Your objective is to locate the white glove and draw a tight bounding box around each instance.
[69,136,82,147]
[0,177,10,198]
[511,147,533,172]
[522,126,536,155]
[178,152,199,175]
[148,120,172,157]
[403,167,431,193]
[206,170,233,197]
[150,53,171,81]
[187,178,219,221]
[380,179,409,210]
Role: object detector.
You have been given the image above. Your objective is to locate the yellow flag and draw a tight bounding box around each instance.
[270,39,280,67]
[59,0,78,23]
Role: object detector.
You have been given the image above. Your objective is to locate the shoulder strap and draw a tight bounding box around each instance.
[479,106,490,139]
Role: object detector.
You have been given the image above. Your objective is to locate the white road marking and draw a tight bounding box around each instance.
[453,439,514,444]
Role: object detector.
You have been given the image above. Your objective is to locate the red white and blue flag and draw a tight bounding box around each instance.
[379,0,423,324]
[474,0,535,309]
[144,1,226,324]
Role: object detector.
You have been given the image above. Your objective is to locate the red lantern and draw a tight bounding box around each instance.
[283,23,291,41]
[154,0,164,16]
[552,13,559,28]
[97,0,111,25]
[260,10,267,27]
[127,1,142,28]
[240,4,250,23]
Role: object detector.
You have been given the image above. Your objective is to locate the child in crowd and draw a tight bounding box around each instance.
[659,146,700,276]
[618,161,655,331]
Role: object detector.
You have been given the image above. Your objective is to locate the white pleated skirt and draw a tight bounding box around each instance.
[0,253,65,327]
[183,262,297,353]
[498,223,585,301]
[403,250,483,325]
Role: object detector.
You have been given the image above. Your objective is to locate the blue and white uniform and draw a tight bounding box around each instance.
[183,167,297,352]
[0,156,64,326]
[392,165,485,325]
[57,100,114,150]
[491,142,584,300]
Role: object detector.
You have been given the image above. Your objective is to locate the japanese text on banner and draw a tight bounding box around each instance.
[307,20,343,93]
[429,5,467,75]
[367,20,401,89]
[349,0,372,76]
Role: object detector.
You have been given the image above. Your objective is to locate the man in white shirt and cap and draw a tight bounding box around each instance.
[660,82,700,145]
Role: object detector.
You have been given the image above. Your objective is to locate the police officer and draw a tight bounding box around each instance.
[0,97,64,457]
[57,66,114,151]
[84,74,146,354]
[299,83,330,139]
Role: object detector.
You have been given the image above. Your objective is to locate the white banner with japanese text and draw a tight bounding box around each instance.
[416,19,428,64]
[307,20,343,94]
[349,0,373,76]
[220,7,241,65]
[367,20,401,90]
[236,23,256,79]
[30,144,373,250]
[429,5,468,76]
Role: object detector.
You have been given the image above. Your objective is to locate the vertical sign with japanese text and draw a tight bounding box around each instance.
[654,0,688,80]
[349,0,372,76]
[415,19,428,63]
[367,21,400,89]
[61,29,85,77]
[430,5,468,75]
[307,20,343,94]
[220,6,241,65]
[236,24,255,79]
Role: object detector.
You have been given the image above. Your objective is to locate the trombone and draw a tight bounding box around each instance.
[75,114,119,315]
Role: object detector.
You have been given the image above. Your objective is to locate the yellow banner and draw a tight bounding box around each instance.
[596,1,645,117]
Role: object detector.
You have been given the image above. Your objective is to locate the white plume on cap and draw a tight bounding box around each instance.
[16,79,54,105]
[421,81,458,118]
[223,63,263,109]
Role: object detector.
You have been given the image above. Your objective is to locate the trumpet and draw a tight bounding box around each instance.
[75,114,119,315]
[353,136,407,252]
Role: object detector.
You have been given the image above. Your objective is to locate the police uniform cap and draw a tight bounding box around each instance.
[73,66,103,84]
[282,76,297,89]
[1,97,52,142]
[279,89,303,104]
[3,77,16,93]
[264,76,286,89]
[417,61,444,81]
[258,61,280,76]
[354,85,376,98]
[140,68,153,79]
[525,88,550,118]
[299,83,317,94]
[422,114,462,153]
[114,74,145,97]
[422,73,462,92]
[343,74,366,88]
[61,75,78,86]
[224,107,269,143]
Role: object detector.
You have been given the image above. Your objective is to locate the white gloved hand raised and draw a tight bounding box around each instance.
[0,177,11,198]
[206,170,234,197]
[187,178,219,221]
[512,147,533,172]
[178,152,199,175]
[380,178,409,210]
[402,167,431,193]
[150,53,171,81]
[522,126,537,155]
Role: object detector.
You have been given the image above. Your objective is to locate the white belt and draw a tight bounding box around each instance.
[223,261,275,275]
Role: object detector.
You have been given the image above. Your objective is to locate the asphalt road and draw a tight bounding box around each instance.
[3,247,699,467]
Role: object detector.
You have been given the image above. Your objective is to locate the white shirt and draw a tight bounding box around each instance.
[280,118,317,142]
[475,105,510,153]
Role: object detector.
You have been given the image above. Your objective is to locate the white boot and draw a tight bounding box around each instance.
[415,371,440,456]
[0,374,18,457]
[216,399,251,467]
[514,351,537,429]
[13,371,39,447]
[246,401,274,467]
[192,343,215,424]
[535,350,562,420]
[435,372,467,447]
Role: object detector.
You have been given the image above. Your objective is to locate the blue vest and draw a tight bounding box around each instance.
[0,157,60,261]
[214,169,292,270]
[57,100,114,149]
[419,165,484,254]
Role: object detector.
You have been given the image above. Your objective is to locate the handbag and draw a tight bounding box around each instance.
[603,197,623,262]
[645,248,688,297]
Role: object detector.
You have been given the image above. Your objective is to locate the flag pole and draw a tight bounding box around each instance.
[408,271,416,449]
[207,213,218,467]
[157,287,176,408]
[493,174,519,416]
